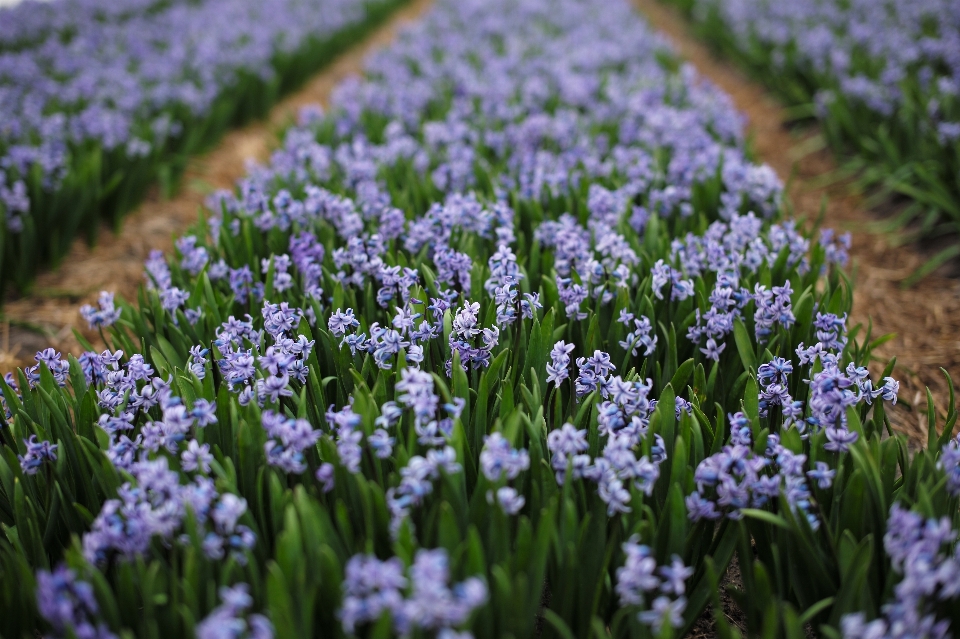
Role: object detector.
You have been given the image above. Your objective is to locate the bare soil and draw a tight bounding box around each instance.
[0,0,434,374]
[687,553,748,638]
[633,0,960,445]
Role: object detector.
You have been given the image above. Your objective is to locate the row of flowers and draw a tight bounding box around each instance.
[0,0,407,295]
[660,0,960,266]
[0,0,957,637]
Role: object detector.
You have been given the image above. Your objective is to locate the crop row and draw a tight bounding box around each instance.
[1,0,958,638]
[0,0,408,296]
[0,0,197,51]
[661,0,960,275]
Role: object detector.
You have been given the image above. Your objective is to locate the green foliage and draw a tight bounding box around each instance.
[0,0,411,298]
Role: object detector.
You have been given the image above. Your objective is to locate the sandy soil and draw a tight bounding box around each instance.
[633,0,960,444]
[0,0,434,373]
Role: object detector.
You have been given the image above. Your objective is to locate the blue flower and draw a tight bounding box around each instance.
[487,486,525,514]
[36,566,117,639]
[196,584,272,639]
[824,425,858,453]
[479,433,530,482]
[807,461,836,489]
[546,340,576,386]
[328,308,360,337]
[79,291,122,329]
[18,435,58,475]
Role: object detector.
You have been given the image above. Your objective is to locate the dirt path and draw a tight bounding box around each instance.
[633,0,960,443]
[0,0,434,375]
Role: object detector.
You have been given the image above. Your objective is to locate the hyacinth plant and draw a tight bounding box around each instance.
[0,0,200,50]
[1,0,959,637]
[0,0,410,297]
[661,0,960,279]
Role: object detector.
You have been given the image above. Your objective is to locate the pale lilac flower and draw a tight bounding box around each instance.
[487,487,525,515]
[19,435,58,475]
[546,340,576,386]
[79,291,122,329]
[182,440,213,474]
[36,566,117,639]
[479,433,530,482]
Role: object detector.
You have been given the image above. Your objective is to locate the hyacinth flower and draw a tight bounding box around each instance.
[36,566,117,639]
[616,539,693,634]
[340,549,486,636]
[0,0,952,636]
[196,584,273,639]
[79,292,123,330]
[841,506,960,639]
[480,432,530,514]
[18,435,58,475]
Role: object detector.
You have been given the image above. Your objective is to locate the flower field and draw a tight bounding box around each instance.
[661,0,960,270]
[0,0,407,296]
[0,0,958,638]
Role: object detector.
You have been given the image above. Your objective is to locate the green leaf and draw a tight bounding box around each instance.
[542,608,577,639]
[733,317,756,373]
[798,597,834,625]
[739,509,789,529]
[743,377,760,430]
[670,358,695,396]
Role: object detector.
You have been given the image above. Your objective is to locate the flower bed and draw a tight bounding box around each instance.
[659,0,960,271]
[1,0,957,637]
[0,0,193,51]
[0,0,408,296]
